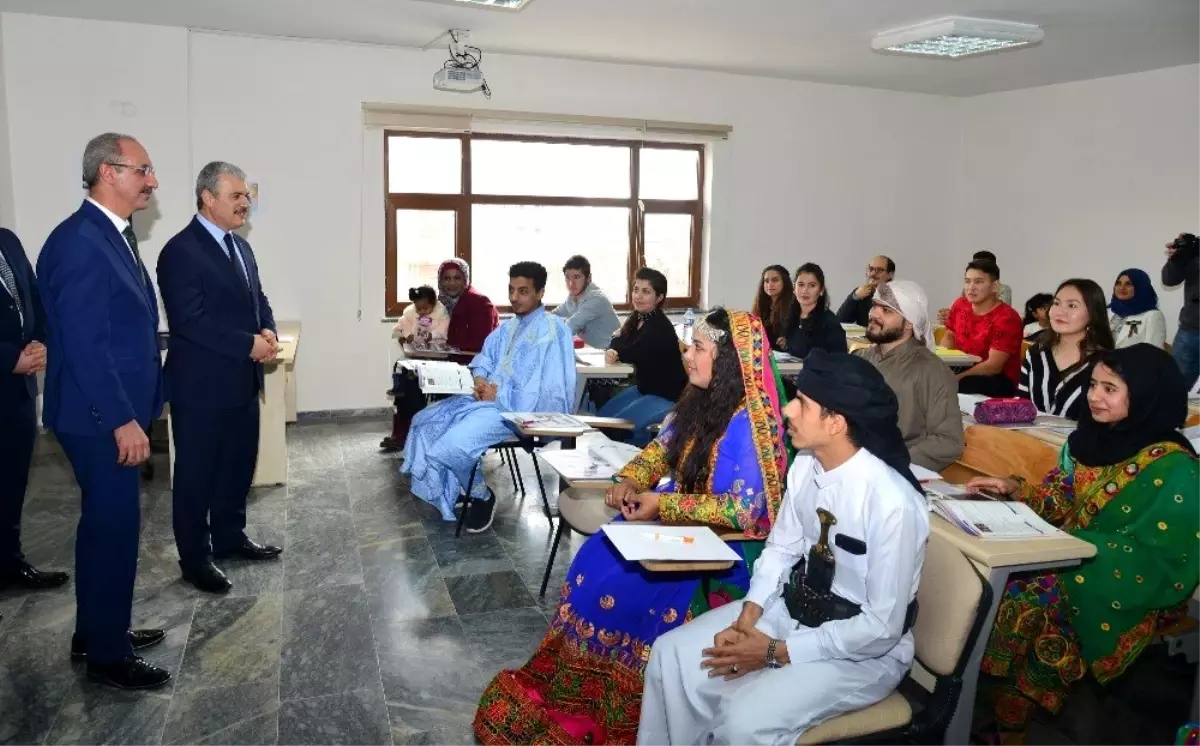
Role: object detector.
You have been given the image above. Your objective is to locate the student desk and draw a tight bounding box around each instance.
[933,461,1096,745]
[167,321,301,487]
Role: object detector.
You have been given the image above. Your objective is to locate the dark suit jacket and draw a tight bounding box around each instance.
[0,228,44,407]
[37,201,163,435]
[157,217,276,409]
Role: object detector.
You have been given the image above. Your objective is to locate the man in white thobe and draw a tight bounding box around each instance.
[638,349,931,745]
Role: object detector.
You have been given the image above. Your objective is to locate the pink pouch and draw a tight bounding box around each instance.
[973,397,1037,425]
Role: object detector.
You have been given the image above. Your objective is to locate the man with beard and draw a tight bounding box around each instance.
[156,161,282,595]
[38,133,169,688]
[853,280,963,472]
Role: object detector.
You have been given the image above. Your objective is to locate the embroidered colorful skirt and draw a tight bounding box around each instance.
[474,528,761,745]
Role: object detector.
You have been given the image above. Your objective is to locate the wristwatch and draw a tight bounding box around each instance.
[765,638,784,669]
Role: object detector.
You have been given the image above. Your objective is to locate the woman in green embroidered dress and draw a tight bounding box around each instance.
[966,344,1199,744]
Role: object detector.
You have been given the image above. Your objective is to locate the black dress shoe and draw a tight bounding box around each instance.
[71,629,166,661]
[180,562,232,594]
[86,656,171,690]
[213,539,282,561]
[0,561,70,590]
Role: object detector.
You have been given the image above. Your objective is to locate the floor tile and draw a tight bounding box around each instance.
[278,686,391,745]
[363,561,455,624]
[284,509,363,591]
[444,571,536,616]
[427,530,513,579]
[175,594,283,693]
[380,652,489,735]
[43,683,172,746]
[287,470,351,512]
[0,595,82,745]
[280,585,380,702]
[459,606,548,671]
[358,530,436,571]
[162,681,280,745]
[370,615,470,660]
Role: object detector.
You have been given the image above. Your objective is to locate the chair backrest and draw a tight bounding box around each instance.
[1020,340,1032,361]
[933,326,947,347]
[960,425,1060,484]
[912,533,985,676]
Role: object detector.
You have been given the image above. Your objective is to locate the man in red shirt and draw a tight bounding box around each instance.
[942,259,1022,396]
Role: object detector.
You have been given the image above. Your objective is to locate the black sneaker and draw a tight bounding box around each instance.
[465,494,497,533]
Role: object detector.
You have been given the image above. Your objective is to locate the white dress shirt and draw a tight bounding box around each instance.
[745,447,930,666]
[85,197,138,264]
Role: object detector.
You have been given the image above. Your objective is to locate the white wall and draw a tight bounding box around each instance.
[1,13,194,323]
[0,14,14,227]
[0,12,961,411]
[957,64,1200,335]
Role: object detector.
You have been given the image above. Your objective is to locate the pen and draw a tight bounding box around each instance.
[641,532,695,544]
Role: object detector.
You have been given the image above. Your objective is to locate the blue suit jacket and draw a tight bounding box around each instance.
[37,201,163,436]
[157,217,276,409]
[0,228,44,407]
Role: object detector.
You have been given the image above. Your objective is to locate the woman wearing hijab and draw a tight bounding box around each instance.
[380,258,498,452]
[968,344,1199,744]
[1108,268,1167,349]
[474,309,789,746]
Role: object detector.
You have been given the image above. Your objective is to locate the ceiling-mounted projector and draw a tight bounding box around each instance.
[434,66,485,93]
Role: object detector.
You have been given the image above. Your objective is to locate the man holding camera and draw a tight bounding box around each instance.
[1163,232,1199,385]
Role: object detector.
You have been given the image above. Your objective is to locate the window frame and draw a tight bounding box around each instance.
[383,130,704,316]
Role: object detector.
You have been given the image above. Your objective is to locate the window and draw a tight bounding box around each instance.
[384,132,704,315]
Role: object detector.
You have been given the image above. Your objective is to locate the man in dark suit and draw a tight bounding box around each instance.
[0,227,70,606]
[37,133,169,690]
[157,161,282,595]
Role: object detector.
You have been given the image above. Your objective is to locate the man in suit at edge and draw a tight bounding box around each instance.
[156,161,282,595]
[0,226,70,617]
[37,133,169,689]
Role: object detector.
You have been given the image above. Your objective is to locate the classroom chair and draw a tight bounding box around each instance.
[796,531,993,744]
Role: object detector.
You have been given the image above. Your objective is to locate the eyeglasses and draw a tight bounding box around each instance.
[105,162,155,177]
[867,266,889,274]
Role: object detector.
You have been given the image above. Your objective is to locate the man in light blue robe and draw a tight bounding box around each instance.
[400,261,576,532]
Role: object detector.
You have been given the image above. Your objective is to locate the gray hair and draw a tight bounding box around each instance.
[195,161,247,210]
[82,132,136,189]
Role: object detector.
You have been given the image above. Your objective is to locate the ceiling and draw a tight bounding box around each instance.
[0,0,1196,96]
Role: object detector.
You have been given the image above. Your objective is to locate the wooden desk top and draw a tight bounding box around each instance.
[271,321,300,365]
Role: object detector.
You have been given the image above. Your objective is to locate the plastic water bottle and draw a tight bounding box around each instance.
[683,307,695,344]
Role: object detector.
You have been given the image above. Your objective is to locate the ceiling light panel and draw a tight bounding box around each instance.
[872,17,1044,59]
[411,0,536,10]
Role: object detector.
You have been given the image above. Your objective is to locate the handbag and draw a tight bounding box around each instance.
[973,397,1037,425]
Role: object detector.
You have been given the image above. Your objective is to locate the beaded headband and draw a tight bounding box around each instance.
[693,317,728,345]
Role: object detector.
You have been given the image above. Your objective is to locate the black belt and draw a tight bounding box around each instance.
[784,575,918,634]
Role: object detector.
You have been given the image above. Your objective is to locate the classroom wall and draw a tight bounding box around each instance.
[0,14,14,228]
[0,12,961,411]
[957,63,1200,336]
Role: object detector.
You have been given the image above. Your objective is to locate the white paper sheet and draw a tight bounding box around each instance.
[539,440,641,481]
[398,360,474,395]
[910,464,942,483]
[932,500,1065,540]
[502,412,589,434]
[600,524,742,562]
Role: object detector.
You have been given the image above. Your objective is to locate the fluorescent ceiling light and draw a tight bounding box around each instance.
[872,17,1044,59]
[412,0,536,9]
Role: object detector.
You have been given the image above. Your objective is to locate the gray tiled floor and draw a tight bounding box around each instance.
[0,417,582,745]
[4,418,1194,746]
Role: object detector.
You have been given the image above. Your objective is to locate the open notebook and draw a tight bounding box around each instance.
[538,439,642,481]
[396,360,473,396]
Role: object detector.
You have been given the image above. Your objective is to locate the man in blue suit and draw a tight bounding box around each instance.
[157,161,282,595]
[0,227,70,605]
[37,133,169,690]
